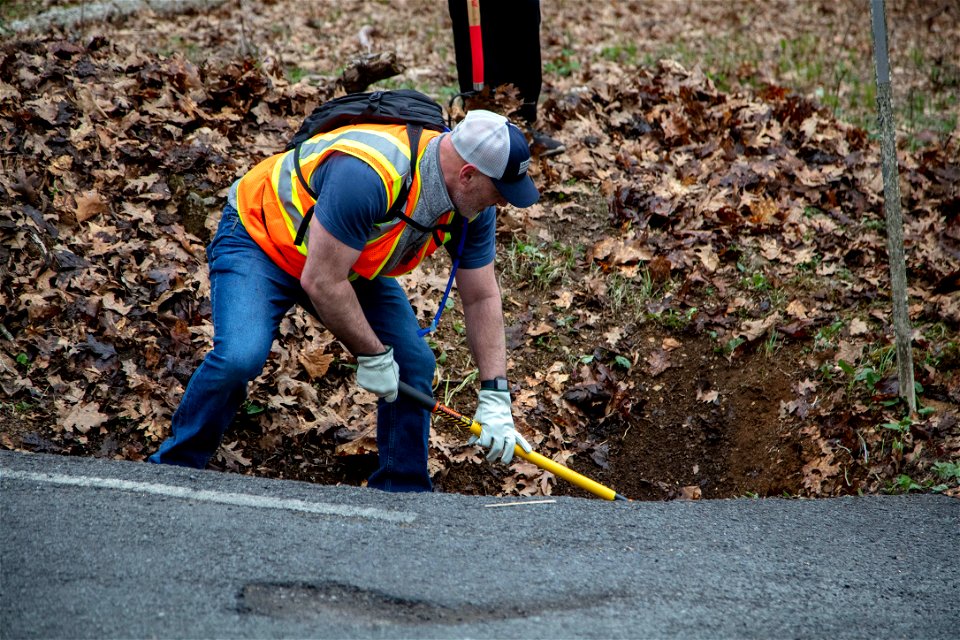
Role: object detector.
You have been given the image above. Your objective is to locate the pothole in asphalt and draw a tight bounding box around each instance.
[238,581,620,625]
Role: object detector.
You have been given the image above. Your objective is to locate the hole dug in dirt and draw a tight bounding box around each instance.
[237,581,622,625]
[553,335,806,501]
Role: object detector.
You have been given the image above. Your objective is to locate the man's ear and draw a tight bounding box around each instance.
[458,163,479,184]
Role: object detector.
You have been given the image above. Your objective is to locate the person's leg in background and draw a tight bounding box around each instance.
[448,0,564,156]
[478,0,541,125]
[353,277,436,492]
[148,206,299,468]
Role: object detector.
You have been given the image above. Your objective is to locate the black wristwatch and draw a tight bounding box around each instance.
[481,377,510,392]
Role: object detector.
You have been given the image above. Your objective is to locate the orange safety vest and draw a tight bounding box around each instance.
[234,123,457,279]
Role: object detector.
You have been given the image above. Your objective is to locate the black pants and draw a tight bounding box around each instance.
[448,0,542,125]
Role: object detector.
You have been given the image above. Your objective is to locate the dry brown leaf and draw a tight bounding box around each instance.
[646,349,671,377]
[662,338,682,351]
[696,389,719,403]
[336,422,378,456]
[544,375,568,397]
[800,434,843,494]
[217,441,252,468]
[837,340,864,365]
[734,313,781,342]
[553,290,574,309]
[299,349,334,380]
[63,401,108,434]
[695,246,720,273]
[101,292,132,315]
[786,300,808,319]
[848,318,869,336]
[746,194,778,226]
[590,236,653,265]
[604,326,623,348]
[75,189,108,222]
[528,322,553,337]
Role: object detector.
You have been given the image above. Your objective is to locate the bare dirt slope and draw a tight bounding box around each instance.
[1,0,958,500]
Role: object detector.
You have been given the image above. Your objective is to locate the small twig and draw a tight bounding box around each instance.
[236,0,257,59]
[0,356,15,377]
[27,229,52,274]
[483,500,557,508]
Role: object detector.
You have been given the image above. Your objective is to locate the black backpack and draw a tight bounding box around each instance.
[286,89,448,246]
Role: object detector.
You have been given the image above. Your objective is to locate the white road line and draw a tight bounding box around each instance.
[0,468,417,524]
[484,499,557,508]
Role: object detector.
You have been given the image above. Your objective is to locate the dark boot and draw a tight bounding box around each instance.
[529,129,565,157]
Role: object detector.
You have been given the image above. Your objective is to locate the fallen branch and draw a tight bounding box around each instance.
[339,52,405,93]
[5,0,229,34]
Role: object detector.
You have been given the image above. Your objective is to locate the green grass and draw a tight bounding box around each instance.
[636,26,956,148]
[158,35,203,64]
[599,267,697,331]
[285,65,308,84]
[835,343,897,403]
[881,459,959,495]
[503,237,580,291]
[932,461,960,485]
[3,400,36,413]
[600,43,638,65]
[376,77,444,97]
[544,47,581,78]
[813,319,845,351]
[603,269,655,321]
[763,329,783,358]
[0,0,67,24]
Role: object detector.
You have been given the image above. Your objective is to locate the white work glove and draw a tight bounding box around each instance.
[468,389,532,464]
[356,346,399,403]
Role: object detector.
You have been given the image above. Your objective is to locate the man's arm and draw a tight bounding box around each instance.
[300,223,383,356]
[457,262,532,463]
[299,154,387,357]
[455,262,507,380]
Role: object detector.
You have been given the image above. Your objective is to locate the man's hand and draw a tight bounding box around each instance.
[469,389,532,464]
[356,347,399,402]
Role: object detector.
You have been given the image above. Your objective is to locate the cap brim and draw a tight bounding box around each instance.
[492,174,540,208]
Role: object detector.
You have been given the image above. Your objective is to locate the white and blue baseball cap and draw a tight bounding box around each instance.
[450,110,540,208]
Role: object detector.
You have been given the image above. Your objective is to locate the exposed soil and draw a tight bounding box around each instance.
[1,0,958,501]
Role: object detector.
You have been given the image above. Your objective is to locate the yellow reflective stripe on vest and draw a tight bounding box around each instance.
[269,156,305,255]
[362,154,429,278]
[363,224,405,280]
[274,128,411,240]
[235,123,446,280]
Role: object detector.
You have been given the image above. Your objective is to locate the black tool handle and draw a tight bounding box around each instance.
[397,380,438,409]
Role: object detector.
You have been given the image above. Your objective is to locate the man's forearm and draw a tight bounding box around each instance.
[306,279,383,356]
[301,222,383,357]
[457,264,509,381]
[462,294,508,380]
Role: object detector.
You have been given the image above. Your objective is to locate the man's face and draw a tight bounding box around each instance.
[451,166,508,220]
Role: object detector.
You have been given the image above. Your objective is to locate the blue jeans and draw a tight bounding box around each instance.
[148,206,436,492]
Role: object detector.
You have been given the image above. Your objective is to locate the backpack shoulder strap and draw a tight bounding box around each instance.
[292,141,316,246]
[294,122,442,248]
[386,123,422,219]
[391,124,456,246]
[292,143,317,200]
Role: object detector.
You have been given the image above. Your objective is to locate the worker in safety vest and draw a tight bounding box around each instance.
[148,110,538,492]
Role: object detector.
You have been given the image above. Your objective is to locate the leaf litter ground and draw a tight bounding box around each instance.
[1,0,958,500]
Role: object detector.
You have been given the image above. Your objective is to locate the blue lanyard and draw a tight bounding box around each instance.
[418,218,469,338]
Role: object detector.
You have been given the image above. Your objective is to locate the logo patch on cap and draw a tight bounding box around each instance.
[518,158,530,174]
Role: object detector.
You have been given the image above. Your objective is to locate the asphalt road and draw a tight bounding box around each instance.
[1,450,957,639]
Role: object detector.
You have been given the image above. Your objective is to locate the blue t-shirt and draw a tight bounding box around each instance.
[310,153,495,269]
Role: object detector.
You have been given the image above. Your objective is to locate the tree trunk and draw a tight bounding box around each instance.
[870,0,916,414]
